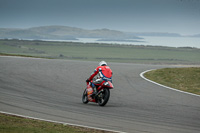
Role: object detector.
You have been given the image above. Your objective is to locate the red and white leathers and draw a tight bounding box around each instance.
[88,65,113,85]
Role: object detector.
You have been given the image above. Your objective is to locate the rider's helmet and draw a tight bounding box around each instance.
[99,61,107,66]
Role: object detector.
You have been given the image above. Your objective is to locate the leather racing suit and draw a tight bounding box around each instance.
[88,65,113,90]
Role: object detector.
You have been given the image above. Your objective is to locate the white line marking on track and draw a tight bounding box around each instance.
[140,69,200,97]
[0,111,126,133]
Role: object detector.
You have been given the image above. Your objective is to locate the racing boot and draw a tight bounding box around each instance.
[91,83,97,98]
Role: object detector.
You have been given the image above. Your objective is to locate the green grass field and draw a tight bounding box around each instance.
[144,67,200,95]
[0,39,200,64]
[0,113,112,133]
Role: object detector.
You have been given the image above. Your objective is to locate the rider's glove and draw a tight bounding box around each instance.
[86,79,90,82]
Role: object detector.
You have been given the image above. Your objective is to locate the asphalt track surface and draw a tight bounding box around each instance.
[0,56,200,133]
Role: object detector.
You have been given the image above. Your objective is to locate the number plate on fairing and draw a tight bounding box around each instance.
[87,87,93,95]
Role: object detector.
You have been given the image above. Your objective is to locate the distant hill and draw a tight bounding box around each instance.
[190,34,200,37]
[0,26,76,40]
[0,25,140,40]
[1,25,198,41]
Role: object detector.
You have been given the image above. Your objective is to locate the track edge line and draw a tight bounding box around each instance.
[0,111,126,133]
[140,69,200,97]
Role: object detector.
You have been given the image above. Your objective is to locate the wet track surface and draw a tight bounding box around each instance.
[0,57,200,133]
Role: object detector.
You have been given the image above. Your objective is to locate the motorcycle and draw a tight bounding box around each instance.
[82,80,114,106]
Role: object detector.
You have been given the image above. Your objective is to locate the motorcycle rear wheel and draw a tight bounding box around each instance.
[97,88,110,106]
[82,88,89,104]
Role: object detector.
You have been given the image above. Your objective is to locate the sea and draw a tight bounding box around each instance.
[45,36,200,49]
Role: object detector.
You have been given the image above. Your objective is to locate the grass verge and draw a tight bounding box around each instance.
[1,39,200,64]
[0,113,113,133]
[144,67,200,95]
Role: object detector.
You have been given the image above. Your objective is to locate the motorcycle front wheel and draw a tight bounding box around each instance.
[97,88,110,106]
[82,88,89,104]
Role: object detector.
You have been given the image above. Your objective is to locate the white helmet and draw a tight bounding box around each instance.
[99,61,107,66]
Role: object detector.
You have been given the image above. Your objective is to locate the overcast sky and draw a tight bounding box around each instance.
[0,0,200,35]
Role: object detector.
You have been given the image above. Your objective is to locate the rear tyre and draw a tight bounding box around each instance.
[82,89,89,104]
[97,88,110,106]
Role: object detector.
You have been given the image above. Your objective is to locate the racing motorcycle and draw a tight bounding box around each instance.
[82,80,114,106]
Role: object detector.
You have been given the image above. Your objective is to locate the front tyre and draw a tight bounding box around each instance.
[97,88,110,106]
[82,89,89,104]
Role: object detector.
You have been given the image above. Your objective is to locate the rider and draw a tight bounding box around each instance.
[86,61,113,95]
